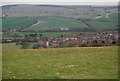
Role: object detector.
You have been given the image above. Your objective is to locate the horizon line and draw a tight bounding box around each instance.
[1,2,119,6]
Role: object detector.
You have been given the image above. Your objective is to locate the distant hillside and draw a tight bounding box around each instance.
[2,4,119,32]
[2,4,118,18]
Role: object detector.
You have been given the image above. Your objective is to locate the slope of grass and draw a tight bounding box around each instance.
[2,17,38,30]
[24,16,85,31]
[86,21,118,29]
[2,46,118,79]
[95,13,119,23]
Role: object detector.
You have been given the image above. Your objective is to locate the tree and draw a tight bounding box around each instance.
[93,40,98,44]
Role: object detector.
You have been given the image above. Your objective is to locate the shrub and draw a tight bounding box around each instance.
[80,44,88,47]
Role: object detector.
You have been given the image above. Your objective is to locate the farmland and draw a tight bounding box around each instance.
[95,13,119,23]
[2,4,119,79]
[2,17,38,30]
[2,46,118,79]
[24,16,85,31]
[2,43,22,50]
[2,13,119,32]
[85,13,119,30]
[86,21,117,29]
[2,4,119,32]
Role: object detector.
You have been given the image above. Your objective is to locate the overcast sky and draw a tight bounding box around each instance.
[1,0,120,6]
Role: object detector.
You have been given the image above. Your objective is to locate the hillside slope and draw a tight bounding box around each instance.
[3,46,118,79]
[2,4,118,18]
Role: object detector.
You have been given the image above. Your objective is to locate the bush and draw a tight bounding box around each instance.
[90,44,103,47]
[79,44,88,47]
[33,44,40,49]
[21,42,29,49]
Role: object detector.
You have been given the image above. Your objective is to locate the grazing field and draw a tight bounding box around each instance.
[2,13,119,31]
[95,13,119,23]
[2,46,118,79]
[86,21,118,29]
[2,43,22,50]
[24,16,85,31]
[2,43,37,50]
[85,13,119,30]
[2,17,38,30]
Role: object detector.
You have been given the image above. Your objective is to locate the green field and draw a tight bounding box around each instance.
[24,16,85,31]
[2,17,38,30]
[86,21,118,29]
[95,13,119,23]
[2,43,37,50]
[85,13,119,29]
[2,13,119,31]
[2,43,22,50]
[2,46,118,79]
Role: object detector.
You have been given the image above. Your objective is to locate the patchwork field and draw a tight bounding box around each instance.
[2,13,119,32]
[2,46,118,79]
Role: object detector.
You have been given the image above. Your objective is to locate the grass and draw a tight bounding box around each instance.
[2,46,118,79]
[86,21,118,29]
[2,17,38,30]
[95,13,119,23]
[2,43,22,50]
[2,14,119,31]
[86,13,119,30]
[24,16,85,31]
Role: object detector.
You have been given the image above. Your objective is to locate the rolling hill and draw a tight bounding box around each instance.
[2,4,118,18]
[23,16,85,31]
[2,4,119,31]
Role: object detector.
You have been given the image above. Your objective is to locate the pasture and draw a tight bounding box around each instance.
[2,17,38,30]
[2,43,22,50]
[2,13,119,31]
[2,46,118,79]
[24,16,85,31]
[85,13,119,29]
[86,21,118,29]
[95,13,119,23]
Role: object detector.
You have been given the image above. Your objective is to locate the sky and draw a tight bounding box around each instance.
[1,0,120,6]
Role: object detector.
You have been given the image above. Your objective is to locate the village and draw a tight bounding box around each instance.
[2,32,119,49]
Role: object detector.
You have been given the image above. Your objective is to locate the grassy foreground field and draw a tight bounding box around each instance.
[2,46,118,79]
